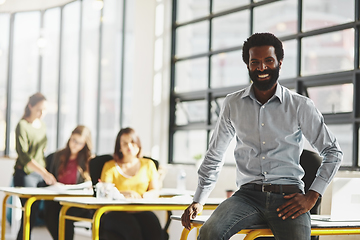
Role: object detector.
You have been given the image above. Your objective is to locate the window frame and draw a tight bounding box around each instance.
[169,0,360,170]
[1,0,128,156]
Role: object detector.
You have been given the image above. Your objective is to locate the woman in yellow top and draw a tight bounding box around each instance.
[100,127,163,240]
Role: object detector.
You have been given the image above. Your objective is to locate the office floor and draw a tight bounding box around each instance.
[33,226,91,240]
[3,224,92,240]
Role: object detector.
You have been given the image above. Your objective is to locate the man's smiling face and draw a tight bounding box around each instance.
[247,45,282,91]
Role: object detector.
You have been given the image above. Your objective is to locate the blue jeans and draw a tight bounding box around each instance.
[198,188,311,240]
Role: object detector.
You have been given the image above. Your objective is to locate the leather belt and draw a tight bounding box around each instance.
[241,183,301,195]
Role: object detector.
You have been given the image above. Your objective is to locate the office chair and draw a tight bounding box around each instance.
[143,156,160,170]
[256,149,323,240]
[88,154,114,187]
[88,154,160,187]
[88,154,169,239]
[45,152,55,172]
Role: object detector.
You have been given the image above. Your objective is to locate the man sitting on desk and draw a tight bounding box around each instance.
[181,32,343,240]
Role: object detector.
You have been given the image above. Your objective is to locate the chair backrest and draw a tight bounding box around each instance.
[45,152,55,172]
[143,156,159,170]
[300,149,322,193]
[300,149,323,215]
[89,154,113,186]
[89,154,160,198]
[89,155,160,186]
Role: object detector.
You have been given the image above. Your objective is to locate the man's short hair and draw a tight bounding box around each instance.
[242,32,284,65]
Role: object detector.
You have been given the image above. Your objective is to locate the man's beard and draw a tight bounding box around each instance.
[249,65,280,91]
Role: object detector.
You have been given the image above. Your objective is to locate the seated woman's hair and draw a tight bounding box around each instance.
[58,125,93,179]
[114,127,142,160]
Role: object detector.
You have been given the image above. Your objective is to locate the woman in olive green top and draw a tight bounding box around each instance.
[13,92,57,240]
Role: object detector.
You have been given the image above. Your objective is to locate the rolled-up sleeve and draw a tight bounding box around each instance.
[194,96,235,205]
[299,98,343,196]
[15,122,32,167]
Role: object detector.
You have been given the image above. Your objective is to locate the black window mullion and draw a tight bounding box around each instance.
[77,0,83,125]
[4,13,15,156]
[95,5,104,154]
[56,6,64,149]
[354,0,359,71]
[169,0,177,163]
[249,0,254,35]
[354,73,360,167]
[207,0,213,147]
[353,122,359,167]
[119,0,127,129]
[296,0,303,94]
[355,73,360,118]
[38,10,44,92]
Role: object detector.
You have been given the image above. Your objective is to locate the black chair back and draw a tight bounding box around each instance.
[45,152,55,172]
[89,154,159,186]
[300,149,322,193]
[89,154,113,186]
[143,156,159,170]
[300,149,322,215]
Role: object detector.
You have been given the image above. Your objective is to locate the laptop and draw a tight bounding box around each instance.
[312,177,360,221]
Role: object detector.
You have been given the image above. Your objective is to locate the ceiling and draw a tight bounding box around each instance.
[0,0,75,12]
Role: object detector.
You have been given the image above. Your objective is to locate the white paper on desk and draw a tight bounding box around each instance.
[45,181,92,192]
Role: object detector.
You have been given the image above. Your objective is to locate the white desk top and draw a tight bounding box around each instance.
[159,188,194,197]
[54,196,225,206]
[0,186,194,200]
[0,186,191,197]
[0,186,93,196]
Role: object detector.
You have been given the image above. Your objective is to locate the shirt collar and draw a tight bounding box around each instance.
[242,82,284,103]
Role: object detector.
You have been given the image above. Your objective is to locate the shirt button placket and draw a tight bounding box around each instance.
[259,106,267,181]
[260,105,267,181]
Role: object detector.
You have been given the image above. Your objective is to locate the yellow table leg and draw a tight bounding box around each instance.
[23,197,37,240]
[92,207,109,240]
[1,194,10,240]
[58,205,72,240]
[180,226,193,240]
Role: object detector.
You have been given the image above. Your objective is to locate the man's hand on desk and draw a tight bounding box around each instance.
[181,202,203,230]
[277,190,320,220]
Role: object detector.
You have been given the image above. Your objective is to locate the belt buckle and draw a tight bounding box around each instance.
[261,184,271,192]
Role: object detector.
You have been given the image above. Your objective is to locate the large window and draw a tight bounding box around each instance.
[1,0,132,157]
[0,14,10,156]
[59,1,81,147]
[98,0,126,153]
[169,0,360,170]
[41,7,61,153]
[9,11,41,156]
